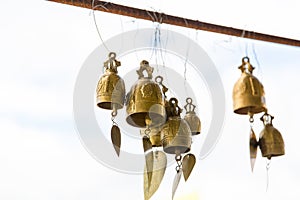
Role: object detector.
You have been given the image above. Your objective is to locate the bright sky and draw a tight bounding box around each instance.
[1,0,300,200]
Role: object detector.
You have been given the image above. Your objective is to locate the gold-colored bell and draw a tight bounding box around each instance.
[161,98,192,154]
[140,126,162,147]
[233,57,267,115]
[126,60,166,128]
[259,113,285,160]
[184,98,201,135]
[96,52,125,110]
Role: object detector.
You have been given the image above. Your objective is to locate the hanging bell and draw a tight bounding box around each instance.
[161,98,192,154]
[96,52,125,110]
[258,113,285,160]
[233,57,267,115]
[140,126,163,147]
[183,98,201,135]
[126,60,166,128]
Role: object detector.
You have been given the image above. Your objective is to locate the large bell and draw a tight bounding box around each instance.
[126,60,166,128]
[184,98,201,135]
[161,98,192,154]
[258,113,285,160]
[233,57,267,115]
[96,52,125,110]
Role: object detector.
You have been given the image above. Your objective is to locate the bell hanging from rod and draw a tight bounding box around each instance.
[233,56,267,116]
[126,60,166,128]
[258,113,285,160]
[184,97,201,135]
[96,52,125,156]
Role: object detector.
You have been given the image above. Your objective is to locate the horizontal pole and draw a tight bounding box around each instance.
[47,0,300,47]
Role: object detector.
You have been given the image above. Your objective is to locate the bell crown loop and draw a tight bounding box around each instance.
[136,60,154,79]
[155,76,169,99]
[184,97,196,114]
[169,98,183,117]
[104,52,121,73]
[260,112,274,125]
[239,57,255,74]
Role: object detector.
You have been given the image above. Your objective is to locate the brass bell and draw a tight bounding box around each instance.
[184,98,201,135]
[140,127,162,147]
[233,57,267,115]
[161,98,192,154]
[96,52,125,110]
[259,113,285,160]
[126,60,166,128]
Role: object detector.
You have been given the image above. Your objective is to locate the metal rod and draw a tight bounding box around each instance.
[47,0,300,47]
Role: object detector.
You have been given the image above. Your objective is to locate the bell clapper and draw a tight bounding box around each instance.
[110,105,121,156]
[266,159,271,192]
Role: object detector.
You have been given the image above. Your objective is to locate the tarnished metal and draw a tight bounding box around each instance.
[233,57,267,115]
[182,153,196,181]
[249,128,258,171]
[96,52,125,110]
[140,127,163,147]
[259,113,285,160]
[184,98,201,135]
[126,60,166,128]
[111,125,121,156]
[144,151,167,200]
[161,98,192,154]
[172,168,182,200]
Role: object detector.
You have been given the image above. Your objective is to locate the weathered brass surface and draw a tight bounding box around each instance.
[184,98,201,135]
[259,114,285,159]
[249,128,258,171]
[96,52,125,110]
[161,98,192,154]
[126,60,166,127]
[111,125,121,156]
[140,127,162,147]
[233,57,266,115]
[182,153,196,181]
[144,151,167,200]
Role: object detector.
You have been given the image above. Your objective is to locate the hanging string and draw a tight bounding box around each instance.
[183,18,191,97]
[266,159,271,192]
[91,0,111,53]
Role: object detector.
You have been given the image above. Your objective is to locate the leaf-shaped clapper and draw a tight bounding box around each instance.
[249,128,258,172]
[111,125,121,157]
[143,136,153,185]
[172,168,182,200]
[144,151,167,200]
[182,154,196,181]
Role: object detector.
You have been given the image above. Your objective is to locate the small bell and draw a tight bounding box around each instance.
[96,52,125,110]
[161,98,192,154]
[183,97,201,135]
[259,113,285,160]
[140,126,163,147]
[233,57,267,115]
[126,60,166,128]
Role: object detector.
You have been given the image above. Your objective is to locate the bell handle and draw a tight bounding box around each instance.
[239,56,255,74]
[169,98,182,116]
[260,112,274,125]
[155,76,169,98]
[137,60,154,79]
[104,52,121,72]
[184,97,196,113]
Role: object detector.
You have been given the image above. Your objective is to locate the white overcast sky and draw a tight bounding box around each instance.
[1,0,300,200]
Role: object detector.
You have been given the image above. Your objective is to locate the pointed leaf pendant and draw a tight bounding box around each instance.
[144,151,167,200]
[111,125,121,156]
[143,136,152,152]
[172,168,182,200]
[182,154,196,181]
[249,128,258,172]
[145,151,154,186]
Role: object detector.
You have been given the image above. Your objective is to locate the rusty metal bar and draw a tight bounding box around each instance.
[47,0,300,47]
